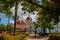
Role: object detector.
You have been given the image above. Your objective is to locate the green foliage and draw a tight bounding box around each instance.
[0,24,7,32]
[7,24,13,33]
[47,23,54,30]
[21,0,41,13]
[0,24,13,33]
[34,0,57,33]
[12,15,19,20]
[33,22,39,28]
[21,0,60,25]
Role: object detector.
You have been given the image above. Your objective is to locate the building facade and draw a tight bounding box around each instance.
[16,15,34,32]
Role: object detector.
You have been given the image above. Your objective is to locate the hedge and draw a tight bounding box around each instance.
[48,34,60,40]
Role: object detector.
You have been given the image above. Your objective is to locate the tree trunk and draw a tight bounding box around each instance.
[42,19,46,34]
[49,29,51,33]
[41,28,43,33]
[35,28,36,37]
[43,26,46,36]
[0,18,1,24]
[14,1,18,36]
[7,16,10,33]
[57,23,58,32]
[43,26,46,33]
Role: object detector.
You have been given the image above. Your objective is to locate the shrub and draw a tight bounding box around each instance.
[15,34,26,40]
[0,33,27,40]
[48,34,60,40]
[5,35,15,40]
[25,32,29,36]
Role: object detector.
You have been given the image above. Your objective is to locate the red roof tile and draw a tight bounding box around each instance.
[16,20,27,25]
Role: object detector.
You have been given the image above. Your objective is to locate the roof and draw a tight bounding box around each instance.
[16,20,27,25]
[26,16,32,20]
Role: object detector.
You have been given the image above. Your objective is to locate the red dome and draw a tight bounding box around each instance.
[26,16,32,20]
[16,20,27,25]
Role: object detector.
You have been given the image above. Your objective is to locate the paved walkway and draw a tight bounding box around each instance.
[27,33,49,40]
[27,38,48,40]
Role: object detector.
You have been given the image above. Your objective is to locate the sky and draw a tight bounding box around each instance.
[0,3,38,25]
[0,13,8,25]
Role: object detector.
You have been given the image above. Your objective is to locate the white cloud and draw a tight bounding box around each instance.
[10,3,37,23]
[10,20,14,24]
[11,6,15,15]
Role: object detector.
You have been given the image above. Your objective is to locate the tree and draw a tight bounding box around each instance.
[0,1,13,33]
[0,0,15,35]
[7,23,13,33]
[36,0,60,33]
[21,0,60,34]
[50,0,60,5]
[1,4,12,33]
[0,24,7,33]
[0,0,60,35]
[22,0,60,24]
[47,23,54,33]
[0,0,20,36]
[12,15,19,20]
[5,10,12,33]
[33,22,39,37]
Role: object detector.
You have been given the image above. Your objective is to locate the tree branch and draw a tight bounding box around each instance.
[26,0,60,13]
